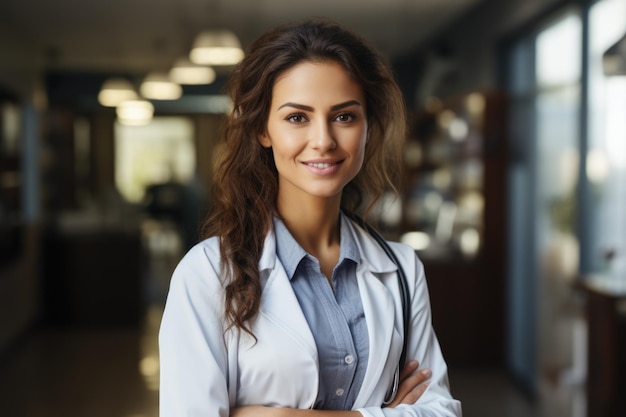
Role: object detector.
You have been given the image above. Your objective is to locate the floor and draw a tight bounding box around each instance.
[0,223,544,417]
[0,324,159,417]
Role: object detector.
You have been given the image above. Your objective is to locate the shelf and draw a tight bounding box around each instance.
[395,91,509,367]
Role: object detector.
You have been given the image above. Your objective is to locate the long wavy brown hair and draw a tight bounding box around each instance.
[202,19,406,335]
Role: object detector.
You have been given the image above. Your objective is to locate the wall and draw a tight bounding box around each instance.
[0,25,43,98]
[0,32,45,355]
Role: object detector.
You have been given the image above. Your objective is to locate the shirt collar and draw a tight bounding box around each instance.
[273,217,307,280]
[273,215,361,280]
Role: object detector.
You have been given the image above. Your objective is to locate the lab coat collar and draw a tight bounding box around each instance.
[344,213,397,274]
[259,213,398,276]
[259,228,278,274]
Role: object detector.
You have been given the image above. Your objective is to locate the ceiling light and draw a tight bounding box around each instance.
[169,58,216,85]
[603,32,626,76]
[190,30,244,66]
[140,73,183,100]
[116,100,154,126]
[98,78,138,107]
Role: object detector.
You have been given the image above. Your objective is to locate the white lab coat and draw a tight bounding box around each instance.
[159,218,462,416]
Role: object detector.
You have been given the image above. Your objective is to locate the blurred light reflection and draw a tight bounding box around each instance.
[401,231,431,251]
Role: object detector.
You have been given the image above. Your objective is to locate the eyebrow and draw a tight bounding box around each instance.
[277,100,362,112]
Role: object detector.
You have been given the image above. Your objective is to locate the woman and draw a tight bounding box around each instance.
[159,19,462,417]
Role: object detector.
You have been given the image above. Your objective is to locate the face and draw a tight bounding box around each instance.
[260,60,368,208]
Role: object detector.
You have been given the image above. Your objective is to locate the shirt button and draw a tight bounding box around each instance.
[344,355,354,364]
[336,388,345,396]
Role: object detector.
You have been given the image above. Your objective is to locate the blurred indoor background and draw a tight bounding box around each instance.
[1,0,625,416]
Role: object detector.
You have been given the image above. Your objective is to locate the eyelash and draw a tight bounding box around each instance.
[284,112,357,124]
[286,112,307,123]
[334,112,356,122]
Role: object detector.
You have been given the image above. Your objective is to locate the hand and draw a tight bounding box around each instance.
[383,360,431,408]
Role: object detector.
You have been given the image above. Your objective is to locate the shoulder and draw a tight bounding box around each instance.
[385,240,424,274]
[168,236,225,296]
[176,236,221,270]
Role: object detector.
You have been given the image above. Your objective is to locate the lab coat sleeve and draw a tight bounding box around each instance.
[159,241,231,417]
[358,244,462,417]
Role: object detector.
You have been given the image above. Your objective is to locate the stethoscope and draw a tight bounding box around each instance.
[344,212,410,405]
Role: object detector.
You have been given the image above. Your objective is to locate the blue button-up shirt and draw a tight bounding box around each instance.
[273,215,370,410]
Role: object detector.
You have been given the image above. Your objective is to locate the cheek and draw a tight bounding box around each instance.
[355,131,368,159]
[356,135,369,170]
[267,127,306,156]
[346,136,367,176]
[268,136,303,164]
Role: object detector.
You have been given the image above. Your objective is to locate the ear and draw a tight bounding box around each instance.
[258,133,272,148]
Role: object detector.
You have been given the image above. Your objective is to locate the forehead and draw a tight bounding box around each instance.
[271,60,364,106]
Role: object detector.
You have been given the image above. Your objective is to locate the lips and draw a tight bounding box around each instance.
[302,159,344,175]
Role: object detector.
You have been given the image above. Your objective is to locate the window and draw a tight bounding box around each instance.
[114,116,196,203]
[506,8,583,404]
[587,0,626,280]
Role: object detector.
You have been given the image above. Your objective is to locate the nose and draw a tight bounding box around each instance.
[311,120,336,151]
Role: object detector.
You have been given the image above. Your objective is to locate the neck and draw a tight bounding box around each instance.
[277,194,342,255]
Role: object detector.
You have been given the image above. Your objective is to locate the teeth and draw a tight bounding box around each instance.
[307,162,334,169]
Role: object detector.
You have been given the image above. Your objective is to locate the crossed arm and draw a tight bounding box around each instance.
[230,360,432,417]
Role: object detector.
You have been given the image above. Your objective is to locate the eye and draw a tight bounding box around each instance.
[334,112,356,123]
[286,113,308,124]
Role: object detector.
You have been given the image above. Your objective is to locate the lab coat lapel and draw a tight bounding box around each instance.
[353,265,396,408]
[258,231,318,360]
[348,218,399,408]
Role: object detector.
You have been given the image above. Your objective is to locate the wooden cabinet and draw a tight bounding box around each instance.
[584,278,626,417]
[42,228,143,327]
